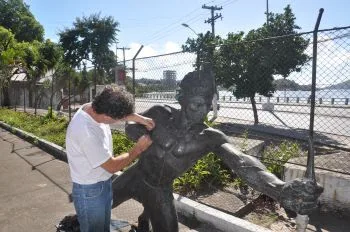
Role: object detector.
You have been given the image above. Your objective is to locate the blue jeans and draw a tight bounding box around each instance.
[72,178,112,232]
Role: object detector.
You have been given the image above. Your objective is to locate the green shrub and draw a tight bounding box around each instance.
[112,131,134,155]
[262,141,304,178]
[173,152,231,194]
[239,129,249,153]
[44,106,57,120]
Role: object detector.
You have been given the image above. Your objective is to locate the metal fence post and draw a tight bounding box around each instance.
[296,8,324,232]
[132,45,144,100]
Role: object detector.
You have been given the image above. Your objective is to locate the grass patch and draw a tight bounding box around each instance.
[0,109,134,154]
[0,108,68,147]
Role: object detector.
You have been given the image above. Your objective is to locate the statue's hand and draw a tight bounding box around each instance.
[280,178,323,215]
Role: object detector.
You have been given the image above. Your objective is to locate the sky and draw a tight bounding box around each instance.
[24,0,350,61]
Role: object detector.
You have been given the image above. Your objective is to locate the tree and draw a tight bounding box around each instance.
[7,40,62,110]
[216,5,309,124]
[182,31,220,70]
[0,26,15,52]
[0,26,17,106]
[34,40,62,114]
[77,63,91,102]
[263,5,309,78]
[58,13,119,95]
[0,0,44,42]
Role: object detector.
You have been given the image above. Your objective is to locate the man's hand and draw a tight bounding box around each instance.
[124,113,155,131]
[133,135,153,154]
[139,115,155,131]
[280,178,323,215]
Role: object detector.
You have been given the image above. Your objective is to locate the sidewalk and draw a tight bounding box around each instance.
[0,128,215,232]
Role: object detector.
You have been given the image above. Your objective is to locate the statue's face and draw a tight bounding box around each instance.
[184,96,211,123]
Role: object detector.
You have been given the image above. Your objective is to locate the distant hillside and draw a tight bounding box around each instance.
[325,80,350,90]
[274,79,312,91]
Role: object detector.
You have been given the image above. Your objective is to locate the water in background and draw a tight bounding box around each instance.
[219,89,350,99]
[219,89,350,105]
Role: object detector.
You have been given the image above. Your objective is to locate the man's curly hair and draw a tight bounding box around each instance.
[92,85,134,119]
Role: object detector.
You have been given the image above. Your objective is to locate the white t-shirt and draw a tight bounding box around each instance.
[66,104,113,184]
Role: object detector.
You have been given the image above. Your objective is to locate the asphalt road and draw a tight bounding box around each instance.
[134,98,350,147]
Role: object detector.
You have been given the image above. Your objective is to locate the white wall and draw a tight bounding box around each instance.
[284,163,350,214]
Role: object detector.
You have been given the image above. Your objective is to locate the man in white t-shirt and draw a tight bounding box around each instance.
[66,85,154,232]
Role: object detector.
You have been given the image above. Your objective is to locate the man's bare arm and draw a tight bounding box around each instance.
[101,135,152,173]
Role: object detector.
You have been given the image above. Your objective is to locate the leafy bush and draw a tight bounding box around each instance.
[43,106,57,120]
[112,131,134,155]
[173,152,231,194]
[239,129,249,153]
[262,141,304,178]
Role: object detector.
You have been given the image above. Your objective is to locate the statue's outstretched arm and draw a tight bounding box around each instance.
[215,142,323,215]
[216,143,284,200]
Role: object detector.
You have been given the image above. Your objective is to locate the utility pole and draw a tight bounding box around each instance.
[117,47,131,68]
[266,0,269,25]
[115,42,118,63]
[115,46,130,86]
[202,4,222,122]
[202,4,222,36]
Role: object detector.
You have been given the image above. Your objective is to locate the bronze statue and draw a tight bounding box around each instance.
[111,66,323,232]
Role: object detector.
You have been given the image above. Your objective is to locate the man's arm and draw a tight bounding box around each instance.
[123,113,155,130]
[125,105,170,141]
[101,135,152,173]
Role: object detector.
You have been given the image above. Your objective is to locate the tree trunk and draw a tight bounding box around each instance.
[49,77,54,118]
[28,87,33,107]
[250,96,259,125]
[34,88,37,115]
[68,73,71,121]
[2,86,10,107]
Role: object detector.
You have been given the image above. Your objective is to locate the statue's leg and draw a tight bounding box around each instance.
[112,165,139,208]
[136,209,152,232]
[145,190,178,232]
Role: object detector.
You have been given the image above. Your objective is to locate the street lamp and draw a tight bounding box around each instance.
[181,23,199,36]
[182,23,201,70]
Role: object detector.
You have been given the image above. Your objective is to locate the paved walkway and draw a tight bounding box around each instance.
[0,128,216,232]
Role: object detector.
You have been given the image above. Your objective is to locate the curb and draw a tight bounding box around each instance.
[0,120,271,232]
[174,193,271,232]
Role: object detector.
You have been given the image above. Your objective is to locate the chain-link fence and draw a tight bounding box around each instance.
[121,26,350,175]
[3,26,349,175]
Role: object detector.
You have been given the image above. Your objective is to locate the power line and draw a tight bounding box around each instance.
[142,0,241,46]
[141,0,221,45]
[144,13,207,45]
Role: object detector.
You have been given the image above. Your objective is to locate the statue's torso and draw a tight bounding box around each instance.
[137,106,225,187]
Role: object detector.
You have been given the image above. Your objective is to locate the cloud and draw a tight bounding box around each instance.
[164,41,181,53]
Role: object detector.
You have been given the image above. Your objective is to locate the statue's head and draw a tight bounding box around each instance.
[178,65,215,105]
[178,65,215,123]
